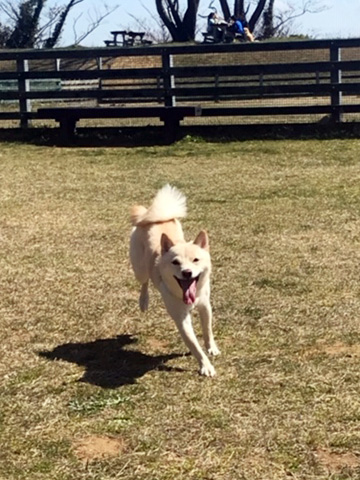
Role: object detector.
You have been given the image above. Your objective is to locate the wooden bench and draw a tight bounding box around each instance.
[37,106,201,143]
[202,32,241,44]
[126,31,152,46]
[104,31,153,47]
[109,30,128,46]
[104,40,117,47]
[202,31,246,44]
[202,32,216,43]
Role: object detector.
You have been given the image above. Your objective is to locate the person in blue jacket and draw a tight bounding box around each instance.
[229,15,255,42]
[229,15,245,35]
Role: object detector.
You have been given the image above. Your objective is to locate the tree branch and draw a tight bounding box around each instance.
[72,4,118,45]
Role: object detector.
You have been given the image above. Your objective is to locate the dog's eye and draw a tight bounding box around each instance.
[172,259,180,266]
[193,258,199,263]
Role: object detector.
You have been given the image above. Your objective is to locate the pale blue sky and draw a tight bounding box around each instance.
[29,0,360,46]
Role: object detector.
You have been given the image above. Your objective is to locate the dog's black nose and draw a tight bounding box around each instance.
[182,269,192,279]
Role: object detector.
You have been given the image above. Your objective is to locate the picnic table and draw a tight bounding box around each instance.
[104,30,152,47]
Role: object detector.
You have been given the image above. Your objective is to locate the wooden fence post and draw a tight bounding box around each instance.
[214,73,220,102]
[162,50,176,107]
[96,57,103,106]
[259,72,264,98]
[157,76,162,104]
[17,58,31,128]
[330,43,342,123]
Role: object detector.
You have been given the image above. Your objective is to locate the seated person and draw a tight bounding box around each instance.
[207,12,227,42]
[228,15,255,42]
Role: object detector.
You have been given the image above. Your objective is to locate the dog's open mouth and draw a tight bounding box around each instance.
[175,275,200,305]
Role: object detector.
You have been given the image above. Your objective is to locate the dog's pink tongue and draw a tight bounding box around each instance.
[183,280,197,305]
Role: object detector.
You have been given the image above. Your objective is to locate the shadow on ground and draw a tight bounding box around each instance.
[39,334,186,388]
[1,123,360,148]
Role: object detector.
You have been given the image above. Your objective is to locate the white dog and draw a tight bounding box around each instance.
[129,185,219,376]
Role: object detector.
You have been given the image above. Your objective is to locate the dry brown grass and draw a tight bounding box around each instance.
[1,137,360,479]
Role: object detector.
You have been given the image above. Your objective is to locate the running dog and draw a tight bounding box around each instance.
[129,185,219,376]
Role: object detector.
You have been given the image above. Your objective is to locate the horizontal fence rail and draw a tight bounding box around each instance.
[0,38,359,128]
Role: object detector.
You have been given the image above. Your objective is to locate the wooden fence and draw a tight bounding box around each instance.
[0,37,360,129]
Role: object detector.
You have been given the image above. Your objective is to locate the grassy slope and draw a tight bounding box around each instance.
[1,138,360,479]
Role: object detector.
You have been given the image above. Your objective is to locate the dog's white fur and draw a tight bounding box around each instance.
[129,185,219,376]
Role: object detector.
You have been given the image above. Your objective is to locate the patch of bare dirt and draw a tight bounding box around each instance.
[322,342,360,356]
[73,435,126,462]
[146,337,170,352]
[315,448,360,473]
[304,341,360,358]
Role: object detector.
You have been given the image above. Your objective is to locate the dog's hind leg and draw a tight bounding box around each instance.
[139,281,149,312]
[130,229,150,311]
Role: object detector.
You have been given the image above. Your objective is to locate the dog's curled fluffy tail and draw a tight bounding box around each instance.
[130,184,187,227]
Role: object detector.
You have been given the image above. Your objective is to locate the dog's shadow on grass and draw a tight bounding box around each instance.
[39,335,186,388]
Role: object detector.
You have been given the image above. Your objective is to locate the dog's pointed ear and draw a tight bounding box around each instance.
[161,233,174,254]
[194,230,209,251]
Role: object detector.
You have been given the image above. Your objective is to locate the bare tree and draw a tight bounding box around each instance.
[260,0,327,39]
[0,21,11,46]
[70,4,119,46]
[128,1,171,43]
[155,0,201,42]
[0,0,118,48]
[217,0,327,38]
[44,0,82,48]
[148,0,327,42]
[4,0,45,48]
[262,0,275,39]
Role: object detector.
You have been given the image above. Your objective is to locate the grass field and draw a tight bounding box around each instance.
[1,136,360,479]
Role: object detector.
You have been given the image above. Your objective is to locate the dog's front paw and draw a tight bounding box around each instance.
[139,285,149,312]
[199,362,216,377]
[139,295,149,312]
[207,344,220,356]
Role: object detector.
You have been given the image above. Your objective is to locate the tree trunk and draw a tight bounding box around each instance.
[6,0,45,48]
[182,0,200,41]
[262,0,275,39]
[155,0,200,41]
[220,0,266,27]
[249,0,267,32]
[219,0,231,21]
[44,0,82,48]
[155,0,180,40]
[234,0,245,18]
